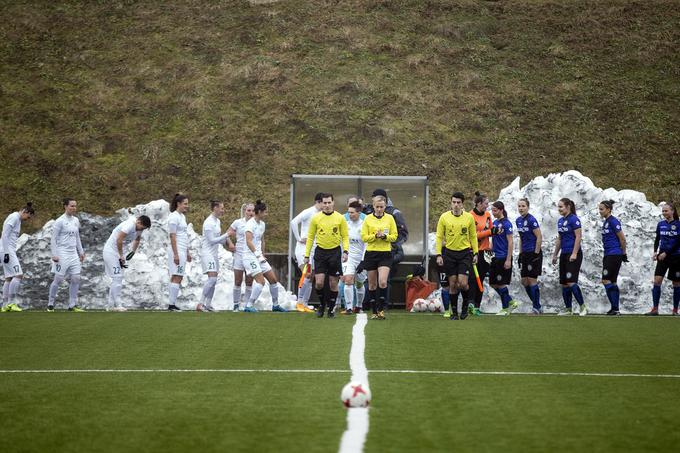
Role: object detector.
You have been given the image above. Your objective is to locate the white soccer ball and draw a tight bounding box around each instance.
[428,299,443,313]
[412,298,428,312]
[341,381,371,408]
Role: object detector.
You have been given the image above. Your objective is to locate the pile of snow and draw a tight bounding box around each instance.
[7,200,295,311]
[429,171,666,314]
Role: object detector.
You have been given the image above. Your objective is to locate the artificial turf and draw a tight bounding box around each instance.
[1,312,679,452]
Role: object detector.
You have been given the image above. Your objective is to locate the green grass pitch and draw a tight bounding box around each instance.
[1,312,679,452]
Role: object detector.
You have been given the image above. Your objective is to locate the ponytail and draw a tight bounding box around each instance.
[560,197,576,215]
[170,193,188,212]
[600,199,615,211]
[22,202,35,215]
[665,202,679,221]
[473,191,487,206]
[492,201,507,219]
[254,199,267,215]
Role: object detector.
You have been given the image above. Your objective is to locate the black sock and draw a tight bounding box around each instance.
[369,290,377,314]
[461,290,470,311]
[328,290,338,311]
[378,287,388,312]
[316,287,325,310]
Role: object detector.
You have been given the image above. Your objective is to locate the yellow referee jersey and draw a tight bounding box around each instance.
[305,211,349,256]
[361,213,398,252]
[435,211,478,255]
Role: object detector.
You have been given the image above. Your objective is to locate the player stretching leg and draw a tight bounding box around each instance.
[552,198,587,316]
[228,203,254,311]
[48,198,86,312]
[361,195,397,320]
[167,194,191,312]
[200,201,235,312]
[243,200,286,312]
[103,215,151,311]
[646,202,680,315]
[1,203,35,312]
[305,193,349,318]
[516,198,543,315]
[435,192,478,321]
[290,193,323,313]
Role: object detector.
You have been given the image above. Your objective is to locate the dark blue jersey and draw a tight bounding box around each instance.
[558,213,581,254]
[602,215,624,256]
[492,218,513,259]
[656,220,680,256]
[516,214,540,253]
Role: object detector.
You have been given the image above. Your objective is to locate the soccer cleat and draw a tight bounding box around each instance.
[460,310,468,320]
[472,307,481,316]
[167,305,181,312]
[468,304,474,315]
[316,308,325,318]
[328,309,336,319]
[303,305,315,313]
[579,304,588,316]
[233,304,240,312]
[243,306,258,313]
[295,303,307,313]
[644,307,658,316]
[530,307,542,316]
[344,308,353,315]
[111,306,127,312]
[370,313,379,320]
[672,309,679,316]
[606,309,621,316]
[557,308,573,316]
[272,304,288,312]
[46,305,55,312]
[0,305,7,313]
[508,300,519,313]
[5,303,23,312]
[449,313,459,320]
[68,306,84,312]
[496,308,508,316]
[204,305,215,312]
[353,307,361,314]
[377,311,386,320]
[442,310,450,318]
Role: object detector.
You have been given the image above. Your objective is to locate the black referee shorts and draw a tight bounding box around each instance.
[314,246,343,277]
[442,248,472,278]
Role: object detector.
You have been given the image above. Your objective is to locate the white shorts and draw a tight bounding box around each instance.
[243,255,272,277]
[342,258,367,283]
[167,247,188,276]
[295,243,315,270]
[2,252,22,278]
[51,255,82,277]
[103,249,125,279]
[201,252,219,274]
[233,252,245,271]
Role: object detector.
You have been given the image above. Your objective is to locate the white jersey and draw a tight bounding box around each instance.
[1,212,21,254]
[290,205,319,242]
[51,214,83,257]
[201,214,227,257]
[104,218,140,256]
[167,211,189,251]
[244,218,265,257]
[229,217,249,254]
[346,217,366,262]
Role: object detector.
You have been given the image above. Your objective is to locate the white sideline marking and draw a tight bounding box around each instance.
[339,313,369,453]
[0,368,678,379]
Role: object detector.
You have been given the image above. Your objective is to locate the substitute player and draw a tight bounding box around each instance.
[342,201,367,314]
[305,193,349,318]
[200,201,235,312]
[552,198,587,316]
[167,194,191,312]
[469,191,493,316]
[435,192,478,320]
[48,198,86,312]
[598,200,627,316]
[290,193,323,312]
[516,198,543,314]
[228,203,254,311]
[243,200,286,313]
[646,202,680,315]
[103,215,151,311]
[1,203,35,312]
[361,195,397,320]
[490,201,518,316]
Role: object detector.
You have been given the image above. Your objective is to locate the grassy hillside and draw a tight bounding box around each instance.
[1,0,678,249]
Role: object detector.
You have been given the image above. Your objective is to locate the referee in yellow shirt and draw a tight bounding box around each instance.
[361,195,398,319]
[435,192,478,320]
[305,193,349,318]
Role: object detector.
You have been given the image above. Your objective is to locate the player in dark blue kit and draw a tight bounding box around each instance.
[646,202,680,316]
[598,200,627,315]
[516,198,543,315]
[551,198,587,316]
[489,201,518,316]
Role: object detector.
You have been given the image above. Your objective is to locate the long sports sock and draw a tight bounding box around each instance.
[244,286,253,305]
[531,285,541,310]
[328,290,338,312]
[571,284,585,306]
[494,287,511,309]
[652,285,661,308]
[248,282,264,307]
[315,286,325,310]
[2,280,9,305]
[232,287,241,308]
[109,277,123,307]
[202,277,217,303]
[9,277,22,304]
[270,284,279,305]
[562,287,573,309]
[49,275,65,306]
[369,290,377,314]
[299,278,311,302]
[441,288,450,311]
[68,274,81,308]
[169,282,180,307]
[378,287,388,312]
[674,287,680,310]
[344,284,355,310]
[524,285,534,305]
[355,284,365,309]
[450,291,459,314]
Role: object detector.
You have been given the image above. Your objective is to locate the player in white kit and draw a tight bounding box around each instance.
[48,198,86,312]
[1,203,35,312]
[103,215,151,311]
[341,201,367,314]
[167,194,191,311]
[199,201,235,312]
[243,200,286,312]
[290,193,323,313]
[227,203,254,311]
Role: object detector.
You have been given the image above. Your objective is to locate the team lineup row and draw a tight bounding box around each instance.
[1,192,679,316]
